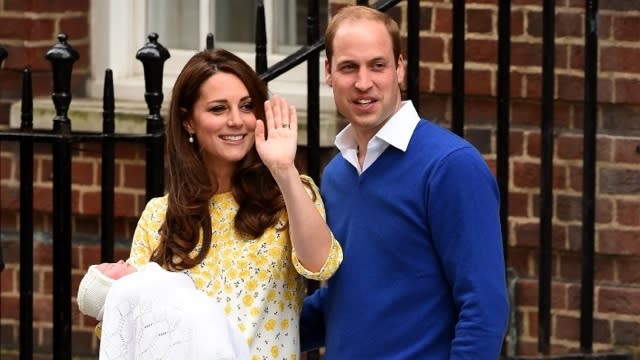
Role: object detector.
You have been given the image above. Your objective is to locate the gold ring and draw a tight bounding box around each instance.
[282,123,290,128]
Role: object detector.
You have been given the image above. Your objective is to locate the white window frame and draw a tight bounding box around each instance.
[87,0,335,113]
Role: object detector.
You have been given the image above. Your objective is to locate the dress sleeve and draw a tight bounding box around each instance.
[127,196,167,268]
[290,175,343,281]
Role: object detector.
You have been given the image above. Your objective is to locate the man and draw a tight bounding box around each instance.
[300,5,509,359]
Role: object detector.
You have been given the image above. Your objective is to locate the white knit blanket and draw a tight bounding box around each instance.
[99,262,250,360]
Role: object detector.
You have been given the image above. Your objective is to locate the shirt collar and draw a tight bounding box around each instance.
[334,101,420,153]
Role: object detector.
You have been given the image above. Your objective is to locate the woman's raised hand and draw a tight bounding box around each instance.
[255,95,298,176]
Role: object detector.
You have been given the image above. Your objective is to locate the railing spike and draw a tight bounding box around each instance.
[136,32,170,106]
[21,69,33,130]
[136,32,170,199]
[103,69,115,134]
[206,33,215,50]
[101,68,116,262]
[45,33,79,134]
[0,44,7,66]
[255,1,267,75]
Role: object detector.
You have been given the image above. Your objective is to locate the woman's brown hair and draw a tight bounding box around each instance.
[151,49,286,270]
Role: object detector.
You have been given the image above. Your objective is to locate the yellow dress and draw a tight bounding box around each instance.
[127,175,342,360]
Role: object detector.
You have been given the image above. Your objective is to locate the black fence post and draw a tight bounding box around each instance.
[206,33,215,50]
[255,2,267,75]
[306,0,320,183]
[580,0,599,353]
[496,0,511,273]
[0,44,7,274]
[406,0,420,112]
[538,0,555,355]
[451,0,465,137]
[0,44,6,64]
[136,33,170,201]
[19,68,35,360]
[305,2,322,359]
[101,69,115,262]
[496,0,513,356]
[45,33,79,360]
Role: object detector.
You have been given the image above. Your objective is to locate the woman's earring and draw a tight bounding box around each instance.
[188,133,195,143]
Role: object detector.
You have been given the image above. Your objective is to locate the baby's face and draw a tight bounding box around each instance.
[96,260,137,280]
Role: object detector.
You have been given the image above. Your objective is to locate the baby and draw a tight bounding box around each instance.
[77,260,250,360]
[77,260,136,320]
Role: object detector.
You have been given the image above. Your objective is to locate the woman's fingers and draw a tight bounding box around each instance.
[288,104,297,131]
[264,97,275,130]
[272,96,283,129]
[265,95,296,131]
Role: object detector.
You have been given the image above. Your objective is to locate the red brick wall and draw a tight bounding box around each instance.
[0,0,90,127]
[1,0,640,358]
[0,0,114,357]
[332,0,640,358]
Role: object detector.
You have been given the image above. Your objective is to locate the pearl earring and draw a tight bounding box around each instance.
[188,133,194,143]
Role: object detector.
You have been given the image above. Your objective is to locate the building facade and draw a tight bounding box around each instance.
[0,0,639,358]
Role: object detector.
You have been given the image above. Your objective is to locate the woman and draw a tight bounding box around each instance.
[127,49,342,359]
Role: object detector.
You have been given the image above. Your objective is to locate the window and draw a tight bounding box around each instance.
[88,0,334,114]
[146,0,201,50]
[146,0,328,52]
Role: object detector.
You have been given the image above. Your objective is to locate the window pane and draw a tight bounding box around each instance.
[274,0,328,50]
[145,0,329,54]
[147,0,200,50]
[211,0,258,51]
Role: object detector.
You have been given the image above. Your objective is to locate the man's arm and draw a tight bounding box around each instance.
[429,147,510,359]
[300,286,328,352]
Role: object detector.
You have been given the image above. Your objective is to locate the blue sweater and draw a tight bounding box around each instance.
[301,119,509,359]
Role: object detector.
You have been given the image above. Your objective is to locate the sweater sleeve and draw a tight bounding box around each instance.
[428,147,509,360]
[300,286,327,351]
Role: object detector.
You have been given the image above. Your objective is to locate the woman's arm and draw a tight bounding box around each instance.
[254,95,337,272]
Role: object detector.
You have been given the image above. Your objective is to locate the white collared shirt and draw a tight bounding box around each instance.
[334,101,421,174]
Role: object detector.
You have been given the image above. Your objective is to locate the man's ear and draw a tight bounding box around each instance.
[325,59,332,87]
[396,54,406,87]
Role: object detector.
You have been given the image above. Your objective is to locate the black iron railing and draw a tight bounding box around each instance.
[0,32,168,359]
